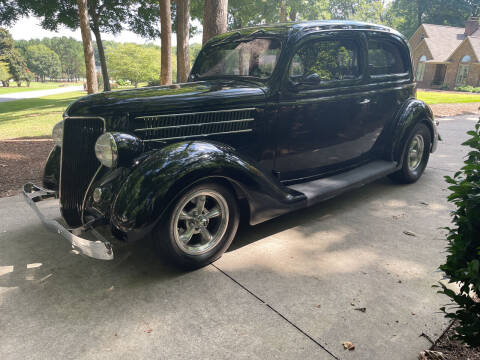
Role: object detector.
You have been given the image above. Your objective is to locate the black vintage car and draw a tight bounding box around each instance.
[24,20,438,268]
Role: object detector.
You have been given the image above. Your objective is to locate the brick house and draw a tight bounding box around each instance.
[409,17,480,89]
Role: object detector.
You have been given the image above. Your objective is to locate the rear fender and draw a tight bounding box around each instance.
[390,98,437,163]
[111,141,305,242]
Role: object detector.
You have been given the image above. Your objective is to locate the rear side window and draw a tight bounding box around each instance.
[290,39,361,84]
[368,39,407,76]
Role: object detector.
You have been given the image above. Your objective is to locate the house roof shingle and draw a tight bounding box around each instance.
[419,24,466,62]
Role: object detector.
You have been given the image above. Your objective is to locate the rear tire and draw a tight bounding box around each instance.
[389,123,431,184]
[153,182,239,270]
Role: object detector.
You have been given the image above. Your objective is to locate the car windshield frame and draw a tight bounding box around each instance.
[190,36,284,82]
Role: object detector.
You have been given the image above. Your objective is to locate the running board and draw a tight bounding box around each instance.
[287,161,398,207]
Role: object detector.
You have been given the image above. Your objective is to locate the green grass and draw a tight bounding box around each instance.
[417,90,480,104]
[0,91,85,139]
[0,81,82,95]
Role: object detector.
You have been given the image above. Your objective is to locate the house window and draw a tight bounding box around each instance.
[416,55,427,81]
[456,55,471,86]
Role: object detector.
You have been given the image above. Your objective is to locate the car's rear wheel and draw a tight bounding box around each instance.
[154,182,239,269]
[389,123,431,184]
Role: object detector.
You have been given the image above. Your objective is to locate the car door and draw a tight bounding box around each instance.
[274,31,374,182]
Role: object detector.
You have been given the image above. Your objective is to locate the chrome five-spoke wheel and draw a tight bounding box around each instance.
[407,134,424,171]
[154,182,239,269]
[173,191,229,255]
[389,122,431,184]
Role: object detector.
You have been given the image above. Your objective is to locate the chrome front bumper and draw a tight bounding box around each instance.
[23,183,114,260]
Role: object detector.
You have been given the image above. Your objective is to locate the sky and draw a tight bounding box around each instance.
[9,16,203,45]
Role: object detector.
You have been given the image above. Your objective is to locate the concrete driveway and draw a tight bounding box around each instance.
[0,115,476,360]
[0,86,83,103]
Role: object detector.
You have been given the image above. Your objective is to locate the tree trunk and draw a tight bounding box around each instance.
[176,0,190,83]
[91,14,111,91]
[202,0,228,45]
[280,0,287,22]
[159,0,172,85]
[76,0,98,94]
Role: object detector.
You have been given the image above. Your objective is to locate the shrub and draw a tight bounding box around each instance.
[147,79,162,87]
[455,85,480,93]
[116,79,130,86]
[437,118,480,347]
[440,83,449,90]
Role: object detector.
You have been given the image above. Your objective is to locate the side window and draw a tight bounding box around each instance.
[368,39,407,76]
[289,39,361,85]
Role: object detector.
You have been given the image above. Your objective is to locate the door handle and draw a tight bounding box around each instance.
[358,99,371,105]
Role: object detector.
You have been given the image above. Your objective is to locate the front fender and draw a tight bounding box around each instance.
[43,146,61,191]
[111,141,305,242]
[390,98,437,162]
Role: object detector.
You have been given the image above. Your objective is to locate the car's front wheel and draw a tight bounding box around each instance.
[154,182,239,269]
[389,122,432,184]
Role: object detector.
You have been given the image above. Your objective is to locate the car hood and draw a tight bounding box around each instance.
[64,79,267,118]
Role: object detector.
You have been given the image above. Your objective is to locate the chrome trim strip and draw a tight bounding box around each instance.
[23,183,113,261]
[135,118,255,132]
[135,108,256,120]
[143,129,253,142]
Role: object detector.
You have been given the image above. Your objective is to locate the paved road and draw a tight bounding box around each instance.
[0,115,476,359]
[0,86,83,103]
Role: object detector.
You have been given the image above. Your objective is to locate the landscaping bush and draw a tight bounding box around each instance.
[437,118,480,347]
[147,79,162,86]
[455,85,480,93]
[116,79,130,86]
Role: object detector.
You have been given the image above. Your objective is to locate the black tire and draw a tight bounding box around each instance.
[389,123,431,184]
[153,182,239,269]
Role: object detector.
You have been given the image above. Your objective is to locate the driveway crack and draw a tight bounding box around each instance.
[211,263,339,360]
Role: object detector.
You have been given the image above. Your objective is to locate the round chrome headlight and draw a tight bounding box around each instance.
[52,121,64,147]
[95,133,118,168]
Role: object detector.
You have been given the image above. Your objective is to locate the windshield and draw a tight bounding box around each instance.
[192,38,282,80]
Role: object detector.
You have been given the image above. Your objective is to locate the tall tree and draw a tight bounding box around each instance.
[77,0,98,93]
[202,0,228,44]
[159,0,172,84]
[25,44,62,81]
[3,0,159,91]
[176,0,190,82]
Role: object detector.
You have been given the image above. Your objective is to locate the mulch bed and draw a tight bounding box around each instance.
[430,103,479,117]
[0,137,53,198]
[419,322,480,360]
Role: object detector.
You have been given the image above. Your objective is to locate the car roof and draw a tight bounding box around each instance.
[206,20,407,46]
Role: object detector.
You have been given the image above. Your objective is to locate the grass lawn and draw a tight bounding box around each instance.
[0,81,82,95]
[417,90,480,104]
[0,91,85,139]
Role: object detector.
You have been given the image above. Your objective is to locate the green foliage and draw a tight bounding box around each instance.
[0,28,28,85]
[25,44,62,81]
[106,43,160,87]
[0,61,11,85]
[438,119,480,347]
[456,85,480,93]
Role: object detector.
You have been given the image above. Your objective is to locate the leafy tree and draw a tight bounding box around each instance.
[106,43,160,87]
[0,60,11,86]
[0,28,29,86]
[25,44,62,81]
[49,37,84,81]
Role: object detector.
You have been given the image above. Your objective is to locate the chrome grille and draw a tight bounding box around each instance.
[133,108,255,142]
[60,117,104,226]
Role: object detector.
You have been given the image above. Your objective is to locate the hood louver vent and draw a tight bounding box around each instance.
[133,108,255,142]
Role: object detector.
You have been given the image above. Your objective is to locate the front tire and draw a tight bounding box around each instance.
[154,182,239,269]
[389,123,431,184]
